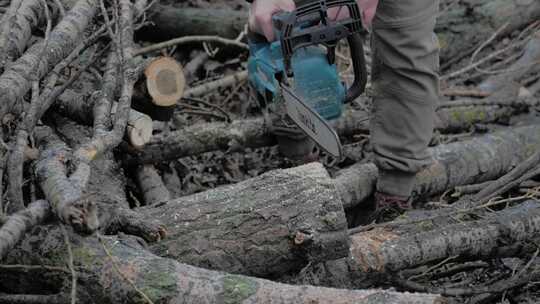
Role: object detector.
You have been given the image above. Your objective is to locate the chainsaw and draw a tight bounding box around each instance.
[247,0,368,159]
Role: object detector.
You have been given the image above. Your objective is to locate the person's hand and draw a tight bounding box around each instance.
[248,0,295,41]
[248,0,379,42]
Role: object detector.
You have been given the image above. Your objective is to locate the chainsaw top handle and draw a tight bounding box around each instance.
[272,0,368,103]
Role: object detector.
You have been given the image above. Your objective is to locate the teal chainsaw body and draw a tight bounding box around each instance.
[248,38,345,120]
[247,0,367,121]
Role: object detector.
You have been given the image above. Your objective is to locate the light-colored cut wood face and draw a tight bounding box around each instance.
[145,56,185,107]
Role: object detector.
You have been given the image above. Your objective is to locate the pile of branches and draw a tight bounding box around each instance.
[0,0,539,303]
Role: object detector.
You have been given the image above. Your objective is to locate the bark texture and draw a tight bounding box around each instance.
[143,162,350,278]
[3,226,445,304]
[135,164,171,205]
[336,124,540,209]
[138,5,247,41]
[56,89,153,149]
[0,200,50,260]
[34,126,98,234]
[0,0,98,119]
[350,200,540,273]
[125,116,274,165]
[126,104,518,165]
[136,1,540,63]
[36,117,165,242]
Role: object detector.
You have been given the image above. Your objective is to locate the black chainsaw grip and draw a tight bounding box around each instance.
[345,33,367,103]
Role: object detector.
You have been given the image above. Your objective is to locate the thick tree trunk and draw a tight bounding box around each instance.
[294,200,540,289]
[124,125,540,278]
[336,124,540,209]
[143,162,350,278]
[294,201,540,289]
[348,200,540,272]
[2,226,444,304]
[137,5,247,41]
[126,104,519,165]
[0,0,98,120]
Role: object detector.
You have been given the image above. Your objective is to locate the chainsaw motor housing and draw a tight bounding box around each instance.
[247,40,345,121]
[247,0,366,120]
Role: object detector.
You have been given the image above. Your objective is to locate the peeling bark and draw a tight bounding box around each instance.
[350,200,540,273]
[295,201,540,288]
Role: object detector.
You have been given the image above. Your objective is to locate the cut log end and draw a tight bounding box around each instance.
[127,111,153,149]
[145,56,185,107]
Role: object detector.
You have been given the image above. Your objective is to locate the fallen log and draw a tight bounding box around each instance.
[128,125,540,278]
[135,164,171,206]
[350,200,540,273]
[126,103,521,165]
[143,162,350,278]
[136,1,540,64]
[0,0,98,120]
[337,124,540,209]
[2,226,445,304]
[294,201,540,288]
[137,5,247,41]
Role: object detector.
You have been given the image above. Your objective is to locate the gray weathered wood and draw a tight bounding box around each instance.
[143,162,350,278]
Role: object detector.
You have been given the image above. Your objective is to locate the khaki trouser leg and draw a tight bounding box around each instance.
[370,0,440,197]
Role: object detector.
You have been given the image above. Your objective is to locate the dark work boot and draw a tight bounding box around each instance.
[371,192,413,223]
